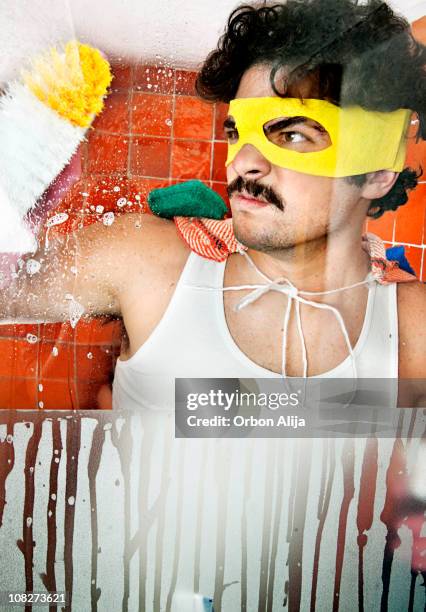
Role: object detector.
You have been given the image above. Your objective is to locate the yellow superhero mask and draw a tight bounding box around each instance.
[225,97,411,177]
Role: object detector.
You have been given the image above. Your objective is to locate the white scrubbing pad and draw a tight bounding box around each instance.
[0,182,37,252]
[0,82,85,218]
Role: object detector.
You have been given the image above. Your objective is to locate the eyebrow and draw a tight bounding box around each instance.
[224,115,326,133]
[264,116,325,133]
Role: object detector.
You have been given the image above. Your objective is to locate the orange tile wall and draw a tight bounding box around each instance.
[1,19,425,408]
[366,16,426,276]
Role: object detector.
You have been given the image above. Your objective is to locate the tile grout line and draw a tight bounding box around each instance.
[92,126,226,144]
[383,240,426,249]
[36,323,41,409]
[72,324,80,409]
[422,190,425,248]
[74,170,228,185]
[209,104,216,182]
[169,69,177,184]
[127,65,135,179]
[0,375,110,384]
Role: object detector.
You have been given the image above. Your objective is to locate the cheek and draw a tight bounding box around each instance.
[226,163,237,183]
[274,169,334,204]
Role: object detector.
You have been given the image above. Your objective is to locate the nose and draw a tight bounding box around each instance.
[228,143,272,181]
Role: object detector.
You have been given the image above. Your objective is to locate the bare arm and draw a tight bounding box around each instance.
[0,212,183,326]
[398,281,426,406]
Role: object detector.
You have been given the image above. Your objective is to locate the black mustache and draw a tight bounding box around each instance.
[227,176,284,210]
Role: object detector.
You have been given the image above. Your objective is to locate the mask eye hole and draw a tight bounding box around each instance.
[224,116,239,144]
[263,116,331,152]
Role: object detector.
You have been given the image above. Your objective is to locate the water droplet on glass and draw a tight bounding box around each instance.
[38,401,44,409]
[87,352,93,360]
[68,496,75,506]
[117,197,127,208]
[6,434,13,443]
[29,466,34,473]
[113,186,120,192]
[102,212,115,226]
[54,457,60,464]
[51,493,56,500]
[48,510,53,518]
[147,84,152,89]
[65,294,85,329]
[38,383,43,392]
[46,213,69,228]
[26,333,38,344]
[26,259,41,275]
[95,205,104,214]
[165,118,172,126]
[52,347,59,357]
[81,192,89,197]
[26,517,32,527]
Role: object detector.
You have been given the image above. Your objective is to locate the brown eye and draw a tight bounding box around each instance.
[224,126,239,144]
[263,117,331,152]
[280,131,308,144]
[223,116,239,144]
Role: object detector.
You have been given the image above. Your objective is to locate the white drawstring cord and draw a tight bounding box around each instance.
[186,250,375,378]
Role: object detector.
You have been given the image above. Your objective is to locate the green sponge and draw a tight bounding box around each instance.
[147,180,228,220]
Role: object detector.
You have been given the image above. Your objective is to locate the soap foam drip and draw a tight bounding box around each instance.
[65,293,85,328]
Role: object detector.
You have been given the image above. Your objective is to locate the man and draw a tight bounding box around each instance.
[3,0,426,409]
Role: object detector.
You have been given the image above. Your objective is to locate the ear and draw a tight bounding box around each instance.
[360,170,399,200]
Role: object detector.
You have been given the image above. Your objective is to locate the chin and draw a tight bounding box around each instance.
[232,219,296,251]
[232,216,327,252]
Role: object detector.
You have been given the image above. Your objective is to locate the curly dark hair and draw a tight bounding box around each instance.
[196,0,426,218]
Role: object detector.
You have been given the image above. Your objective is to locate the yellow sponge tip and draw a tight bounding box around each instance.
[23,40,112,127]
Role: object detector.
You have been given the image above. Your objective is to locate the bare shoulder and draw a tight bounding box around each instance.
[127,212,190,272]
[99,211,188,258]
[105,211,190,296]
[87,211,190,280]
[397,281,426,378]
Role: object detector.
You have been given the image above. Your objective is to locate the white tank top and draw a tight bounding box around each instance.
[113,252,398,410]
